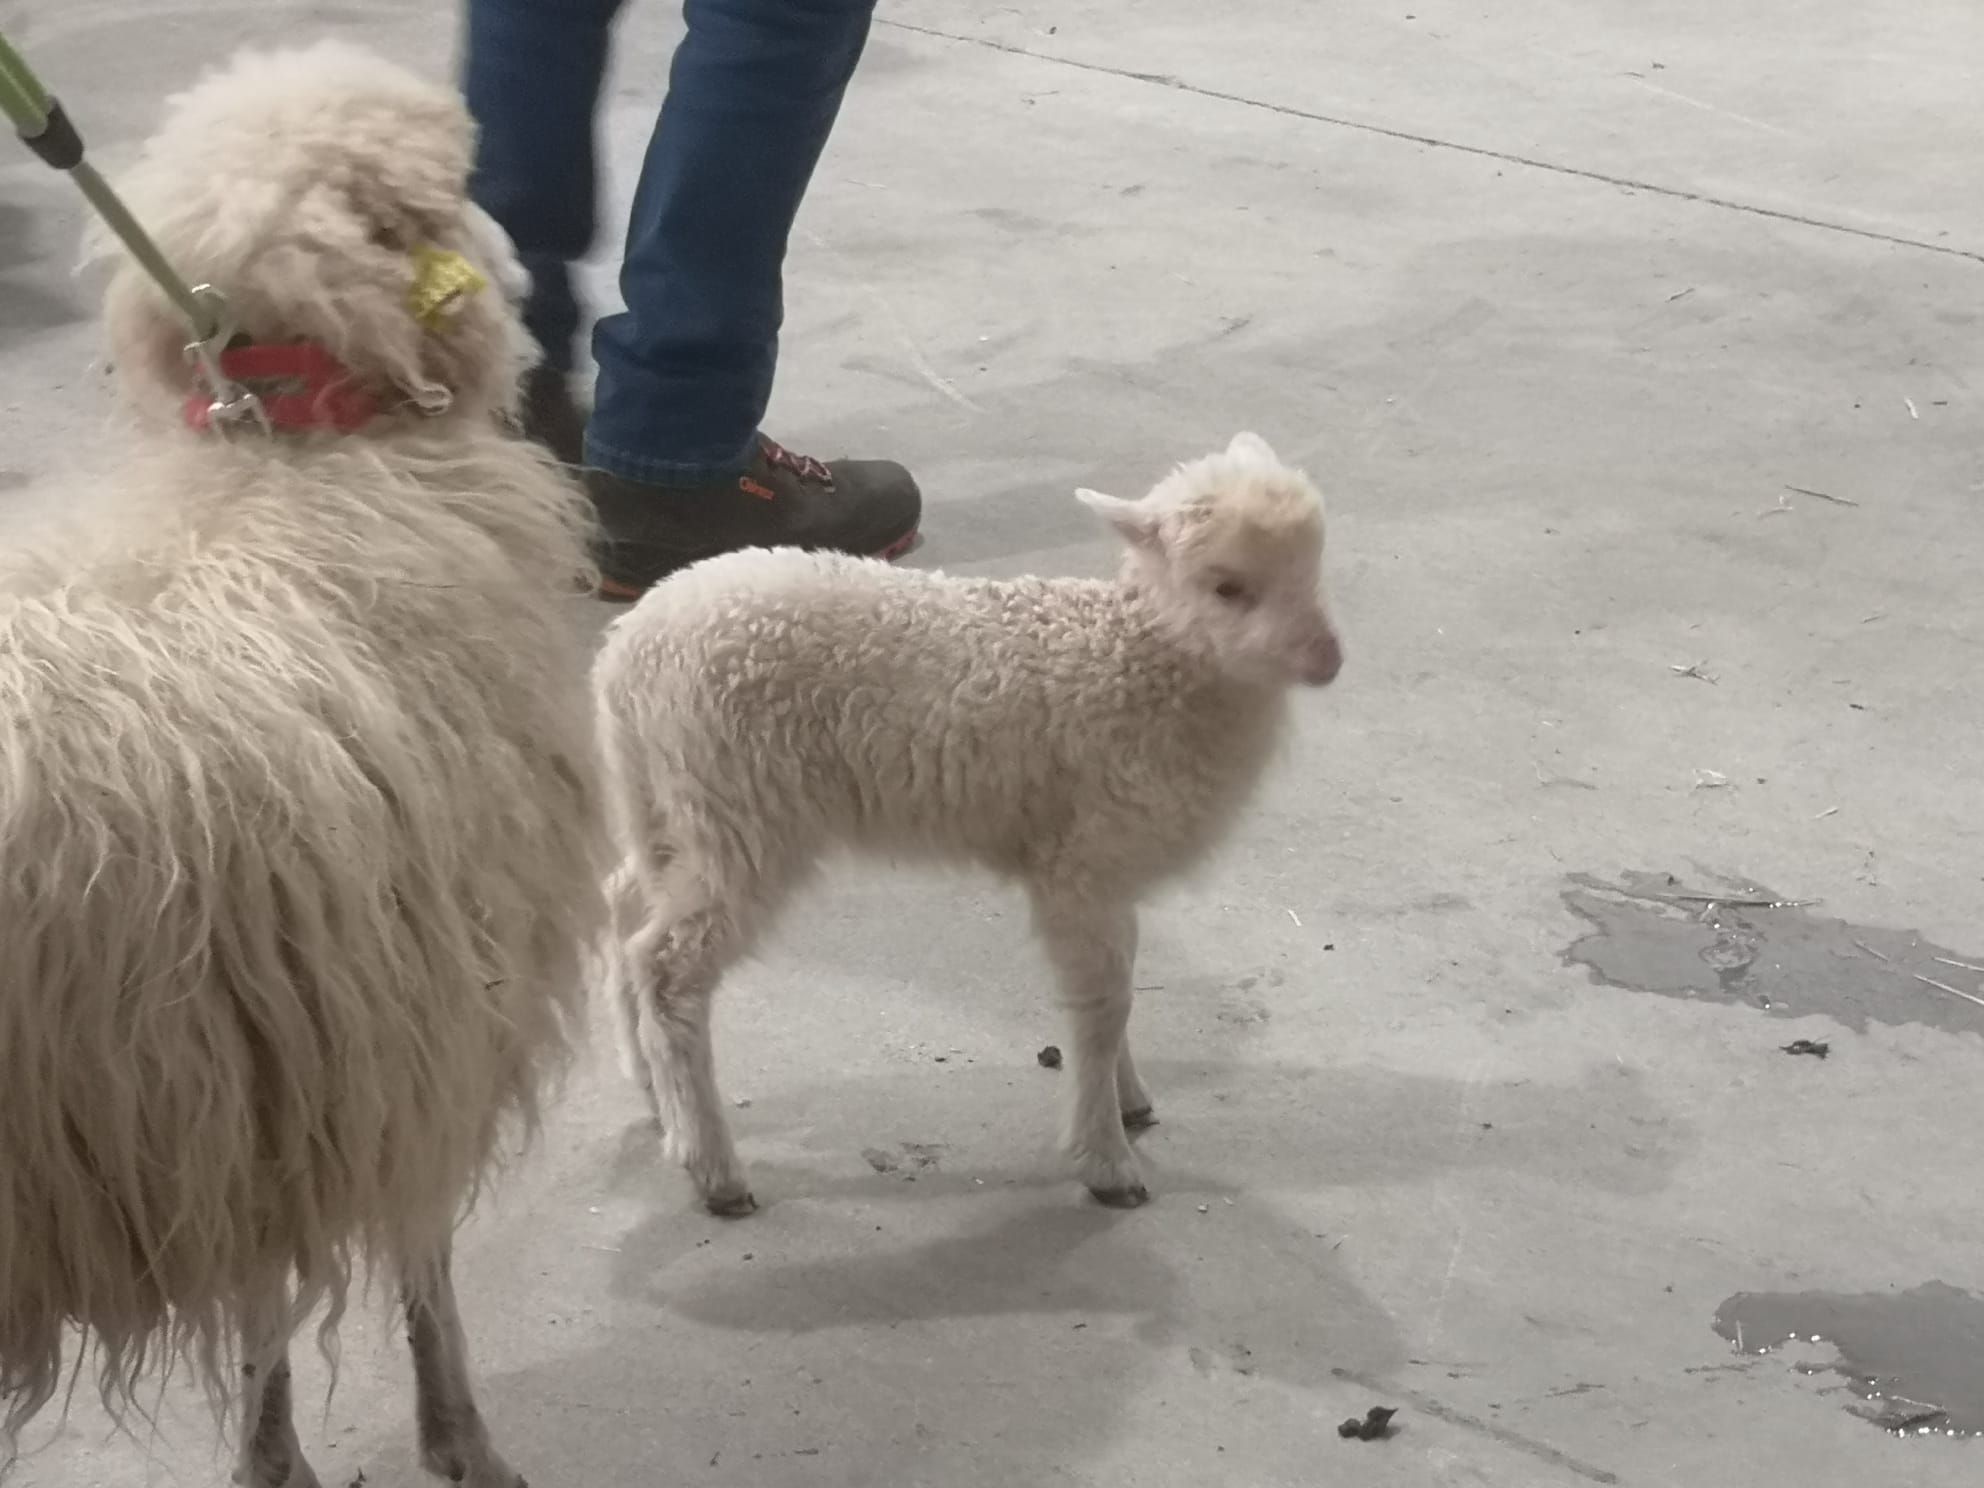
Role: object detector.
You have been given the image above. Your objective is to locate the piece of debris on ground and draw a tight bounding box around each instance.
[1337,1405,1399,1440]
[1782,1039,1830,1059]
[1785,483,1858,507]
[863,1142,945,1178]
[1037,1044,1062,1069]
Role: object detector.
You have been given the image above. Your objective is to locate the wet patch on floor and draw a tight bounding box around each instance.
[1561,870,1984,1038]
[1713,1282,1984,1436]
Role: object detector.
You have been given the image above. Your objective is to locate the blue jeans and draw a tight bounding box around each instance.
[464,0,876,482]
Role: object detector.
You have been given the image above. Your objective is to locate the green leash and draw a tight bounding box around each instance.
[0,28,52,124]
[1,25,224,344]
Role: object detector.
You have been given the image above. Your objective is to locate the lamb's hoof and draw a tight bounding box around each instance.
[1121,1106,1158,1131]
[1088,1182,1151,1209]
[705,1189,758,1219]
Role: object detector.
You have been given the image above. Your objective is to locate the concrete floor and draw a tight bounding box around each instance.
[4,0,1983,1483]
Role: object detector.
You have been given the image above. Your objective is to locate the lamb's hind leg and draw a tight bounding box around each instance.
[628,900,756,1216]
[234,1282,320,1488]
[1031,889,1148,1206]
[404,1242,522,1488]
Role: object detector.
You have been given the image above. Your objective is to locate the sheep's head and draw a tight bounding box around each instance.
[1080,432,1343,688]
[93,41,534,427]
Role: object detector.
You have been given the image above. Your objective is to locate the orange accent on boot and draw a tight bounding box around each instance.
[739,476,777,500]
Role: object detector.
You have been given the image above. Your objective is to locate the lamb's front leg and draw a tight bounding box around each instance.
[1032,890,1147,1206]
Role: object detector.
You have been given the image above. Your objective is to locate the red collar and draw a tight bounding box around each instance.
[184,342,381,434]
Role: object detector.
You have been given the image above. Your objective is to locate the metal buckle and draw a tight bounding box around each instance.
[181,284,269,435]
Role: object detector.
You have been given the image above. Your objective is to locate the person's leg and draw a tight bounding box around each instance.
[589,0,867,477]
[582,0,920,598]
[463,0,624,463]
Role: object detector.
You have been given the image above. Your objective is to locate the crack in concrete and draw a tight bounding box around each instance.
[880,19,1984,269]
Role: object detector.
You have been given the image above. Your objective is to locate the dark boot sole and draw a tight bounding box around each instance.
[595,526,921,604]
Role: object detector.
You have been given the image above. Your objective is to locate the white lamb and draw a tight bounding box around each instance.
[0,44,602,1488]
[593,433,1343,1214]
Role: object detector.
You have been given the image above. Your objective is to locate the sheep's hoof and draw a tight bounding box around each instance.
[417,1446,522,1487]
[705,1188,758,1219]
[1121,1106,1158,1131]
[236,1461,323,1488]
[1088,1182,1151,1209]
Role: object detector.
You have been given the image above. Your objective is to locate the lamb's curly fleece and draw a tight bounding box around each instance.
[597,555,1287,895]
[0,44,603,1454]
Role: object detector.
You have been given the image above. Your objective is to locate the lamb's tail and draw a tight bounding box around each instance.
[587,858,650,1086]
[587,689,679,1087]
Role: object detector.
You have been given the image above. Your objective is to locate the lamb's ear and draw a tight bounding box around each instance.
[1226,431,1279,466]
[1077,488,1162,550]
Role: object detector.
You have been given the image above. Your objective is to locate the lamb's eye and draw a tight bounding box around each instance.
[371,223,407,251]
[1213,578,1252,605]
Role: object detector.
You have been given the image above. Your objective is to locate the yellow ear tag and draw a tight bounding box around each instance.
[408,245,488,330]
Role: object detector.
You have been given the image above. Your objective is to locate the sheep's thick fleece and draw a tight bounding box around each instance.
[0,41,603,1465]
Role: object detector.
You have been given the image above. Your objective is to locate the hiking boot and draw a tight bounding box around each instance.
[585,436,921,601]
[517,364,587,467]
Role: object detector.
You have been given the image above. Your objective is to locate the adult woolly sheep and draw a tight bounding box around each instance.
[593,433,1343,1215]
[0,43,603,1488]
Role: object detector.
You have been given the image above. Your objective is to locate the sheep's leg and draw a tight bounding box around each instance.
[234,1284,319,1488]
[1033,892,1148,1206]
[1116,1041,1157,1129]
[404,1243,523,1488]
[632,905,755,1216]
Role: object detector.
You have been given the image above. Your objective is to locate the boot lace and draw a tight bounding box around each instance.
[761,437,834,487]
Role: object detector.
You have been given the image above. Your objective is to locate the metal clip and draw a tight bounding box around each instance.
[181,284,269,435]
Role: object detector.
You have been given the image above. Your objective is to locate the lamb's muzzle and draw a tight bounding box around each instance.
[1303,627,1345,686]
